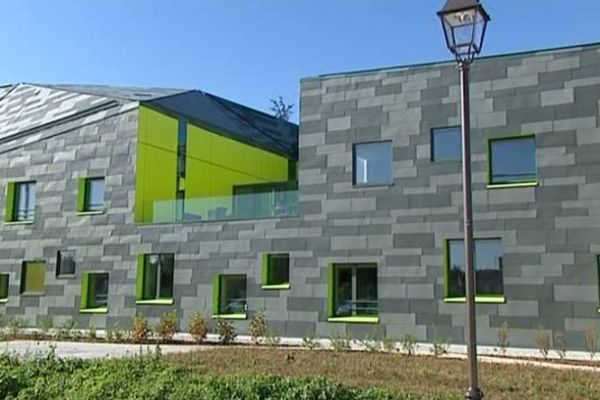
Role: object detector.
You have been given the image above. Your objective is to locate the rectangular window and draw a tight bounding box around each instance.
[329,263,378,321]
[137,254,174,303]
[431,126,461,162]
[213,274,247,318]
[0,274,9,301]
[353,141,392,186]
[262,253,290,289]
[79,177,105,212]
[56,250,76,277]
[445,238,504,302]
[20,261,46,294]
[80,272,109,312]
[489,136,536,185]
[6,181,36,222]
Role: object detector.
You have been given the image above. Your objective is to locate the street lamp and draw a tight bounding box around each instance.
[437,1,490,400]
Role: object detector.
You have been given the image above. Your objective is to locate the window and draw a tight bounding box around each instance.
[262,253,290,289]
[5,181,36,222]
[78,177,105,212]
[56,250,76,277]
[20,261,45,294]
[445,238,504,302]
[489,136,536,185]
[431,127,461,162]
[213,274,247,318]
[328,263,378,322]
[80,272,109,312]
[353,141,392,186]
[0,274,8,301]
[136,254,174,303]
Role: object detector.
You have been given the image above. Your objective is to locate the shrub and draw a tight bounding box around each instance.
[535,326,550,358]
[497,321,510,354]
[249,309,267,345]
[217,320,236,344]
[302,330,320,350]
[156,311,179,342]
[585,325,599,360]
[187,313,209,344]
[554,332,567,359]
[400,333,417,356]
[132,314,150,343]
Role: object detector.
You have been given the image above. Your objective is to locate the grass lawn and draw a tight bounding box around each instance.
[168,347,600,400]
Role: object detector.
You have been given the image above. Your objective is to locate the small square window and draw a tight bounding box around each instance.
[353,141,392,186]
[137,254,174,302]
[489,136,536,185]
[431,127,461,162]
[446,238,504,300]
[78,177,105,212]
[56,250,76,277]
[20,261,46,295]
[80,272,109,311]
[328,263,378,318]
[262,253,290,289]
[5,181,36,222]
[213,274,246,317]
[0,274,9,301]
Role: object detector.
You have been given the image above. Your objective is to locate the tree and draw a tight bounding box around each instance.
[269,96,294,121]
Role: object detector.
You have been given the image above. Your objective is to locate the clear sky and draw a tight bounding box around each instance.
[1,0,599,122]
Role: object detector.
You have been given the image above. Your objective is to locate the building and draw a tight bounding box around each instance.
[1,41,600,350]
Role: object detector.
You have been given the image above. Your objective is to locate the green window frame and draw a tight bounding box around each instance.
[327,263,378,324]
[136,254,175,305]
[487,135,537,188]
[5,181,36,223]
[261,253,290,289]
[444,238,505,303]
[212,274,247,319]
[77,177,105,213]
[20,261,46,295]
[80,272,109,313]
[0,274,9,302]
[56,250,76,277]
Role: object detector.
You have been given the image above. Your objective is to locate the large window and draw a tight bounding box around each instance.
[489,136,536,185]
[80,272,109,312]
[431,127,461,162]
[137,254,174,303]
[20,261,45,295]
[78,177,105,212]
[353,141,392,186]
[446,238,504,301]
[5,181,36,222]
[328,263,378,321]
[0,274,9,301]
[56,250,76,277]
[262,253,290,289]
[213,274,247,318]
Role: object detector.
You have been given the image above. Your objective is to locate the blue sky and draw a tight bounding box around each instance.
[1,0,599,122]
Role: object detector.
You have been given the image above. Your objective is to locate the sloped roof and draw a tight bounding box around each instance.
[36,83,189,101]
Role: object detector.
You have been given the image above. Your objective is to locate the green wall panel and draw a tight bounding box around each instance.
[4,182,15,222]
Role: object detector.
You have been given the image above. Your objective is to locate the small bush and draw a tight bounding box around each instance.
[249,309,267,345]
[554,332,567,359]
[400,333,417,356]
[302,330,320,350]
[585,325,599,360]
[187,313,209,344]
[217,320,236,344]
[497,321,510,354]
[330,329,351,352]
[132,314,150,343]
[156,311,179,342]
[535,326,550,358]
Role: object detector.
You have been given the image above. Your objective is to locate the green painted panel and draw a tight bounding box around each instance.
[77,178,86,213]
[0,274,8,300]
[327,263,335,318]
[261,254,269,286]
[212,274,220,316]
[80,272,90,309]
[136,254,145,300]
[21,261,45,294]
[134,106,179,223]
[5,182,15,222]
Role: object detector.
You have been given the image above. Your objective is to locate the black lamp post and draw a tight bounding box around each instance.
[437,1,490,400]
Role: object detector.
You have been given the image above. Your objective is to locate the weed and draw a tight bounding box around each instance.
[249,309,267,345]
[585,325,599,360]
[535,326,550,358]
[132,314,150,343]
[431,336,449,357]
[264,329,281,347]
[156,311,178,342]
[497,321,509,354]
[381,335,396,353]
[330,329,351,352]
[87,323,97,341]
[113,321,126,343]
[400,333,417,356]
[359,328,381,352]
[217,320,236,344]
[301,330,320,350]
[188,312,209,344]
[38,316,54,337]
[7,316,25,339]
[58,318,77,340]
[553,332,567,359]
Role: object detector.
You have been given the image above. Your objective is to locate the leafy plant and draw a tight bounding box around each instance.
[112,321,126,343]
[553,332,567,359]
[7,316,25,339]
[132,314,150,343]
[330,329,351,352]
[58,318,77,340]
[535,326,550,358]
[156,311,179,342]
[400,333,417,356]
[585,325,599,360]
[86,323,97,341]
[217,320,237,344]
[431,336,449,357]
[381,335,396,353]
[497,321,510,354]
[359,328,381,352]
[302,330,320,350]
[38,316,54,337]
[249,309,267,345]
[265,329,281,347]
[187,312,209,344]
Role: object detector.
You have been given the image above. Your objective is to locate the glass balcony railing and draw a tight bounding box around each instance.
[148,190,299,224]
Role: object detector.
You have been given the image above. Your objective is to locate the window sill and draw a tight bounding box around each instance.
[4,220,34,225]
[212,313,247,320]
[487,181,538,189]
[327,316,379,324]
[20,292,44,296]
[0,299,7,304]
[77,211,105,216]
[444,296,506,304]
[136,299,174,305]
[80,307,108,314]
[56,274,76,279]
[353,182,394,189]
[262,283,291,290]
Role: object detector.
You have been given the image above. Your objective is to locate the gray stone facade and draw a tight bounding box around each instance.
[1,42,600,350]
